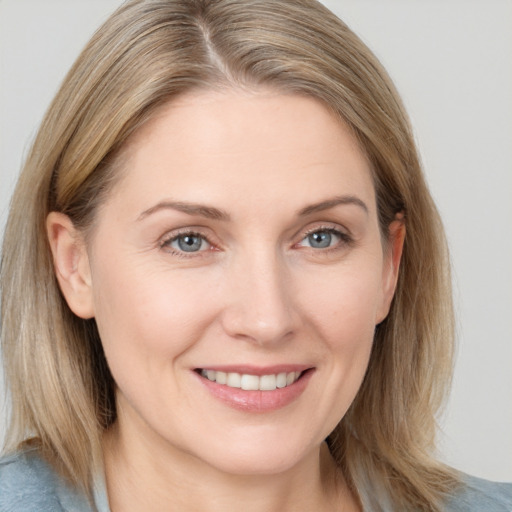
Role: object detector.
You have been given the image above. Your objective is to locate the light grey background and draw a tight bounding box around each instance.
[1,0,511,482]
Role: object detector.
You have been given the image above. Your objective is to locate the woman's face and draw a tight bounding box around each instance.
[61,90,401,475]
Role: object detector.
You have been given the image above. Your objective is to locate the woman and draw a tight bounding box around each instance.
[1,0,510,510]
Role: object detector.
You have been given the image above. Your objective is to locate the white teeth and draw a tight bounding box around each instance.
[200,369,302,390]
[259,374,276,390]
[216,371,227,384]
[276,372,287,388]
[241,374,259,391]
[227,372,242,388]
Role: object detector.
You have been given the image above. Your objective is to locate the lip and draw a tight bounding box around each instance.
[197,364,310,376]
[194,365,315,413]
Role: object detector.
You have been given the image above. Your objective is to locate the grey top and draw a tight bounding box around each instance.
[1,449,511,511]
[0,450,109,512]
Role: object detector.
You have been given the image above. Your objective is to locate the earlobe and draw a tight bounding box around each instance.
[376,214,406,323]
[46,212,95,319]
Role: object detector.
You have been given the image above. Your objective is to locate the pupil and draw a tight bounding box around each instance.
[309,231,331,248]
[178,235,202,252]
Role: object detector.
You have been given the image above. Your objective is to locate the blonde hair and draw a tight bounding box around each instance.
[1,0,458,508]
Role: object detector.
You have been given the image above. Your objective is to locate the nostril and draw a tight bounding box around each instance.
[220,304,297,346]
[218,261,299,345]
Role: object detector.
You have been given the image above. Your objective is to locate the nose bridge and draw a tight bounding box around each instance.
[221,245,297,345]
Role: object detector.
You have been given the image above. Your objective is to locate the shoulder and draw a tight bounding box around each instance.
[0,449,65,512]
[0,449,94,512]
[444,473,512,512]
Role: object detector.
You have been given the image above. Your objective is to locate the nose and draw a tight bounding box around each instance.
[220,250,299,346]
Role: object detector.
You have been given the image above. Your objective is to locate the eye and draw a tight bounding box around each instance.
[298,228,344,249]
[165,232,210,253]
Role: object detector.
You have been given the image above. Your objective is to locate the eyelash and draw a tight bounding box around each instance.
[159,225,353,258]
[159,229,216,258]
[295,225,354,254]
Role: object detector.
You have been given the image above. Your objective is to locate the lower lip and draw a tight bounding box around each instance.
[195,370,314,413]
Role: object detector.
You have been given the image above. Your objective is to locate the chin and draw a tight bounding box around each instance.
[189,429,318,477]
[206,451,302,477]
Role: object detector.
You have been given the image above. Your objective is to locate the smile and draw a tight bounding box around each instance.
[199,369,302,391]
[195,365,314,412]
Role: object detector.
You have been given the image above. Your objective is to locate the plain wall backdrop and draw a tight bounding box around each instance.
[1,0,511,482]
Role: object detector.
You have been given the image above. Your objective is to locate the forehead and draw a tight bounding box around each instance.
[108,89,376,218]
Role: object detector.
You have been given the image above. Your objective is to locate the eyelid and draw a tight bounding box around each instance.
[157,222,354,258]
[297,222,351,240]
[159,227,219,256]
[293,223,354,250]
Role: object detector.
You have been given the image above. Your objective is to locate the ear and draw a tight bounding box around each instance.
[46,212,95,319]
[376,213,406,324]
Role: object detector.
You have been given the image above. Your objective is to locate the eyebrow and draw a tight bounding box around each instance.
[298,195,369,216]
[137,201,231,221]
[137,194,368,222]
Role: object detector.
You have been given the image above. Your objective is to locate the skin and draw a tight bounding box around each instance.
[47,89,404,512]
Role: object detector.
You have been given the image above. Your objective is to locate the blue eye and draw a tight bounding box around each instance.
[169,233,208,253]
[299,229,342,249]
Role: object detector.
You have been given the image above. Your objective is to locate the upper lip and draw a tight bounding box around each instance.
[194,364,312,376]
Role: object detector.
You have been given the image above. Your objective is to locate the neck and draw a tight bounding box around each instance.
[102,415,359,512]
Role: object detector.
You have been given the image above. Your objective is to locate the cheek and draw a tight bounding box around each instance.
[294,261,383,412]
[314,271,378,376]
[90,256,220,378]
[298,259,385,341]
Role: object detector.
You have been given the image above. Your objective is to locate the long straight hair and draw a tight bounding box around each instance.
[1,1,457,509]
